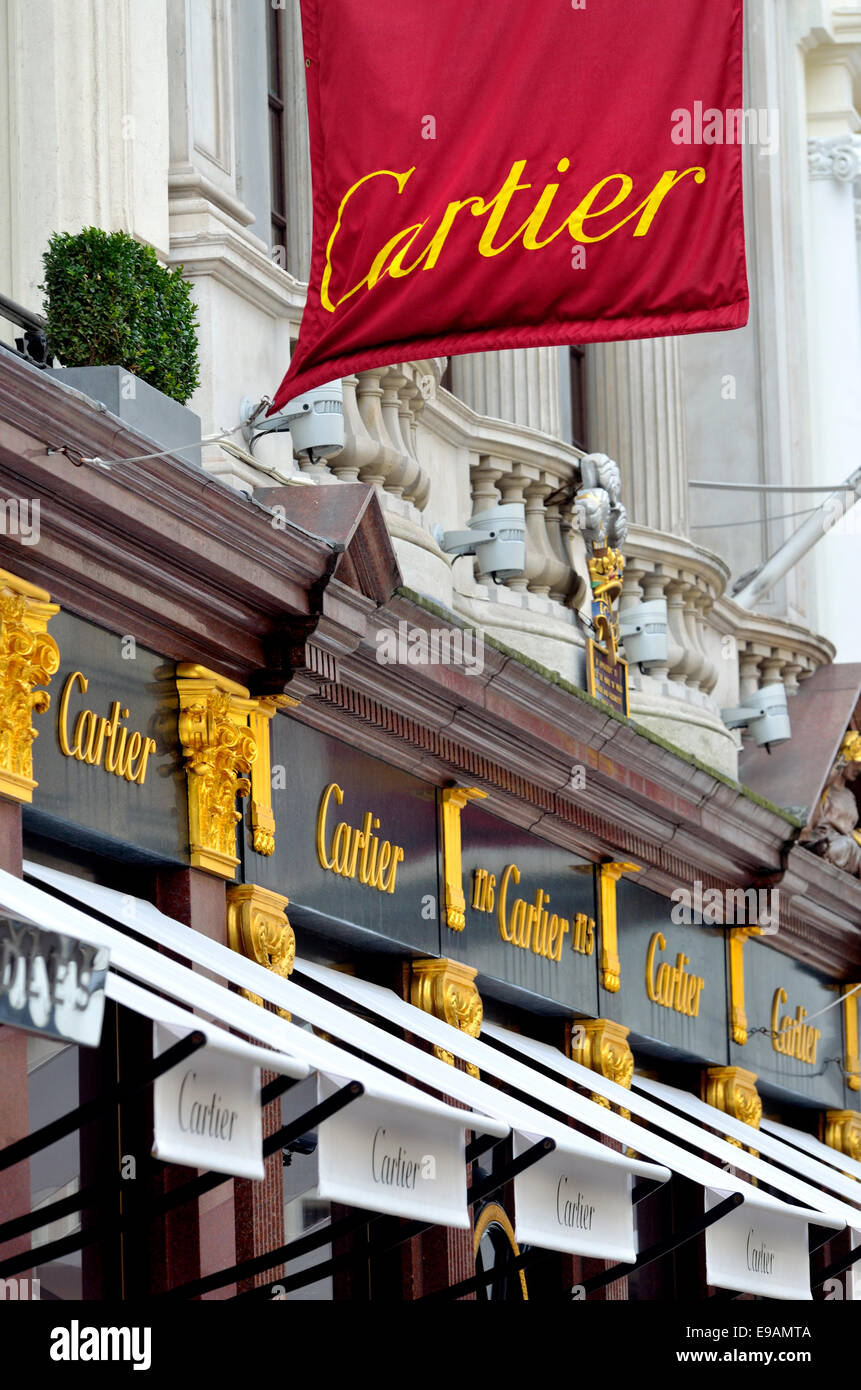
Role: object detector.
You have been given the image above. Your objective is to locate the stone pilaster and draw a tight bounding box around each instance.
[586,337,688,535]
[451,347,563,438]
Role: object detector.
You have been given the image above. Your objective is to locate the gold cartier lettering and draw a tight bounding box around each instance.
[645,931,705,1017]
[770,987,821,1064]
[315,782,405,895]
[57,671,157,786]
[321,157,708,312]
[491,861,590,963]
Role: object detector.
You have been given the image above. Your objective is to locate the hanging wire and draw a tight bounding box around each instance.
[46,425,246,470]
[690,506,820,530]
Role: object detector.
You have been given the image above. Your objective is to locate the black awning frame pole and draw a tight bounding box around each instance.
[465,1133,500,1164]
[423,1245,553,1302]
[431,1190,747,1305]
[0,1067,299,1249]
[811,1240,861,1289]
[230,1136,557,1304]
[808,1225,837,1255]
[577,1191,745,1298]
[0,1030,206,1176]
[0,1079,362,1283]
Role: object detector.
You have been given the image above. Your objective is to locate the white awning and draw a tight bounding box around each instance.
[232,947,847,1299]
[636,1075,861,1217]
[21,861,670,1263]
[106,972,309,1181]
[2,866,508,1229]
[762,1115,861,1185]
[295,965,847,1300]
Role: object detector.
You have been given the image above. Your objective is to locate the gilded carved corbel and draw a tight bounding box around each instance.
[824,1109,861,1164]
[226,883,294,1020]
[705,1065,762,1154]
[0,570,60,803]
[176,664,259,879]
[411,957,482,1077]
[569,1017,635,1122]
[440,786,486,931]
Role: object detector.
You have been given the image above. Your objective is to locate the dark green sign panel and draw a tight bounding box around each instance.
[244,718,439,957]
[26,611,187,863]
[731,941,847,1109]
[601,879,729,1065]
[447,803,599,1016]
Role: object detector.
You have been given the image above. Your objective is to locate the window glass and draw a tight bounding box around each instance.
[27,1037,82,1300]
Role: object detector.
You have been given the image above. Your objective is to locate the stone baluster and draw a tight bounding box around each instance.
[640,569,673,683]
[523,481,560,598]
[560,502,590,612]
[495,466,532,593]
[779,655,804,698]
[680,580,709,690]
[695,590,719,694]
[396,369,431,509]
[665,577,696,685]
[738,644,766,700]
[356,369,404,489]
[471,456,504,515]
[543,494,577,604]
[330,374,378,482]
[379,368,415,499]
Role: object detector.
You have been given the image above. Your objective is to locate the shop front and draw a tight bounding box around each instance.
[1,356,860,1302]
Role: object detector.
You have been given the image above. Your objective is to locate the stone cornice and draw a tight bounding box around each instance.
[285,589,861,973]
[0,354,391,683]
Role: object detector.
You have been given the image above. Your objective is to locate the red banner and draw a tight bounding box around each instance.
[272,0,747,411]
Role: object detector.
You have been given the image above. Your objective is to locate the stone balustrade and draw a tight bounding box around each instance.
[309,358,835,780]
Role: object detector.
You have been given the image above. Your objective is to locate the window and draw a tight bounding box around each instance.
[267,3,288,258]
[569,345,589,452]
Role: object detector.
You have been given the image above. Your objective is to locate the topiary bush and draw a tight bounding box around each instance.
[41,227,200,405]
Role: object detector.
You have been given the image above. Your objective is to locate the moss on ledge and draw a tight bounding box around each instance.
[395,586,804,830]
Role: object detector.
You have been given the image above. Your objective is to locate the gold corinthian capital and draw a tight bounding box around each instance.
[0,569,60,803]
[176,664,260,879]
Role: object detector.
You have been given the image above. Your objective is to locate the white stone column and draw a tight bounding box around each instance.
[586,337,688,535]
[806,134,861,661]
[450,348,562,438]
[283,0,313,283]
[0,0,170,313]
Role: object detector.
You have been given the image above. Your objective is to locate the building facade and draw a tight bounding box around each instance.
[0,0,860,1303]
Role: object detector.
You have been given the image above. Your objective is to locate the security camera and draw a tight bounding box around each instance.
[240,381,345,461]
[721,683,791,752]
[619,598,668,668]
[434,503,526,584]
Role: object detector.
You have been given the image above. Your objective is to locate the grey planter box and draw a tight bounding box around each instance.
[48,366,202,469]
